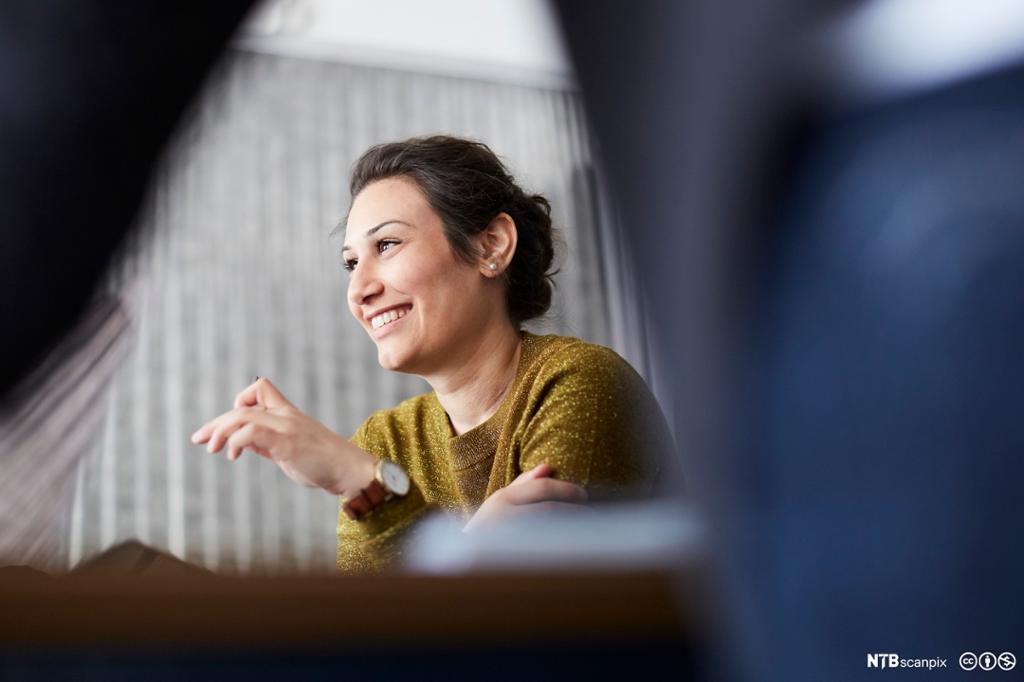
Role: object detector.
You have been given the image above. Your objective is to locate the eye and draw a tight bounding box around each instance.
[342,256,357,272]
[377,238,400,254]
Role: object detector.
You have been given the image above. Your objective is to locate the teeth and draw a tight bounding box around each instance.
[371,307,408,330]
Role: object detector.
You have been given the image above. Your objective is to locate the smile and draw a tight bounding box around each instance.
[370,305,411,330]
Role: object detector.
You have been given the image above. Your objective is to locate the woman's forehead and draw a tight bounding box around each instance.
[349,179,426,228]
[344,178,439,246]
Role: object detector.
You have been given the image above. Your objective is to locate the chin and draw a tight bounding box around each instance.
[376,345,414,374]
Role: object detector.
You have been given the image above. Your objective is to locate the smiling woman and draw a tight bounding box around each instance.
[342,174,517,377]
[192,136,675,574]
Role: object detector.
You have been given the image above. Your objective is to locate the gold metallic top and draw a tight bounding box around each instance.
[337,332,675,574]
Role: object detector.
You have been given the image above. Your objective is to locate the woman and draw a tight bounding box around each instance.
[192,136,674,573]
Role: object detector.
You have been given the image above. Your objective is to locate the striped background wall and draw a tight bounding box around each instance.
[64,48,646,574]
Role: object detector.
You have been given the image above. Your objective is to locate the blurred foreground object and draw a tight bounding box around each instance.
[0,0,252,570]
[0,0,253,400]
[743,51,1024,682]
[0,557,696,677]
[556,0,1024,679]
[0,294,132,571]
[406,500,703,574]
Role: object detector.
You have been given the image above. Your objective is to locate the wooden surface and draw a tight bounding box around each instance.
[0,543,702,651]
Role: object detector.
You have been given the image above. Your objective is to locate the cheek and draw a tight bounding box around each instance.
[400,256,455,297]
[425,265,478,305]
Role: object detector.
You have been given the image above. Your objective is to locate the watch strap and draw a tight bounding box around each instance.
[342,478,389,521]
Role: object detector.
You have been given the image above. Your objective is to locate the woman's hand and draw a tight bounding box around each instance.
[463,463,589,533]
[190,378,376,497]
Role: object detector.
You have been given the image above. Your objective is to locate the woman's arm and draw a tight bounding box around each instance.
[462,463,588,533]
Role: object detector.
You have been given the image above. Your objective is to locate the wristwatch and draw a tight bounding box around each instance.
[342,459,410,521]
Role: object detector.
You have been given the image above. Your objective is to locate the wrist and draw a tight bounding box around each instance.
[333,440,378,499]
[339,453,412,521]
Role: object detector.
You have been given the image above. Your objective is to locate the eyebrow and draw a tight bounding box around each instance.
[340,220,412,252]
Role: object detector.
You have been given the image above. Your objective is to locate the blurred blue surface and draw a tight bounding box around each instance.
[739,62,1024,679]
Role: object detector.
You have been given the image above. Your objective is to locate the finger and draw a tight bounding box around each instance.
[531,501,595,515]
[207,408,283,454]
[201,408,249,453]
[233,380,261,409]
[510,462,553,486]
[226,423,254,461]
[503,477,588,505]
[234,377,291,410]
[226,422,276,462]
[192,407,250,445]
[191,421,215,445]
[510,501,595,519]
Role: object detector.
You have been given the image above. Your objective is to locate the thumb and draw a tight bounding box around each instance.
[256,377,291,409]
[235,377,292,409]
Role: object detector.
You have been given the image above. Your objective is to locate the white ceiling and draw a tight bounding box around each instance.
[238,0,575,88]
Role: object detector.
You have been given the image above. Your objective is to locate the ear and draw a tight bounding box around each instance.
[476,212,518,277]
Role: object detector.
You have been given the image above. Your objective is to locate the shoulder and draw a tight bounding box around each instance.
[521,333,647,396]
[514,333,662,430]
[512,334,674,495]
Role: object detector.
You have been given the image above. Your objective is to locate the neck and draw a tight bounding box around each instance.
[424,322,523,436]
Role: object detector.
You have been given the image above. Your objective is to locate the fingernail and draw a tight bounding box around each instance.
[190,431,200,443]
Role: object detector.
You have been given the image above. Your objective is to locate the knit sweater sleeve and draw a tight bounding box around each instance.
[516,342,672,500]
[335,412,431,575]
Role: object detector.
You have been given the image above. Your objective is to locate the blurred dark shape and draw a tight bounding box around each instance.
[557,0,1023,679]
[0,292,132,570]
[0,0,253,403]
[0,565,692,678]
[742,63,1024,679]
[71,540,213,578]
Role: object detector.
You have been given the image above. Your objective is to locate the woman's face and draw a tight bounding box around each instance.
[343,177,496,374]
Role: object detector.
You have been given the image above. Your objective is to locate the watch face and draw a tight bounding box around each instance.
[381,460,410,496]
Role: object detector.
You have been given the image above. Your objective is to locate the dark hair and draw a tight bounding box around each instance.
[347,135,557,326]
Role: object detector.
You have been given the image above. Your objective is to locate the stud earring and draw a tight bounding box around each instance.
[488,263,497,271]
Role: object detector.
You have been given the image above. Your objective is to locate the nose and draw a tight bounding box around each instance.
[347,261,385,316]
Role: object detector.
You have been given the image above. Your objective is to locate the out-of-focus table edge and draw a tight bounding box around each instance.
[0,563,708,651]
